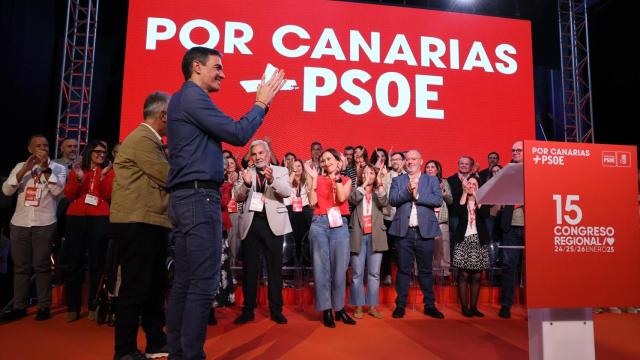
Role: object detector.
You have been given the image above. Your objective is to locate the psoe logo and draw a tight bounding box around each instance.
[602,151,616,167]
[616,152,631,167]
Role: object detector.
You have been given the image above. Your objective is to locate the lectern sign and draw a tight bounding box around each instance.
[524,140,639,308]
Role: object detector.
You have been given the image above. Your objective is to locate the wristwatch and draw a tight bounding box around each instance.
[334,177,342,183]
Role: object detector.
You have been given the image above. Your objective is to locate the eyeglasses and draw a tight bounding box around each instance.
[92,150,107,154]
[511,149,523,153]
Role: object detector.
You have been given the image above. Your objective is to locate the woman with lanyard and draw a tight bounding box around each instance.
[305,148,355,328]
[348,164,388,319]
[452,175,490,317]
[63,140,114,322]
[286,159,312,266]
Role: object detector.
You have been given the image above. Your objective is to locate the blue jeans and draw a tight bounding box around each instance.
[167,188,221,360]
[308,215,350,311]
[349,234,383,307]
[395,228,435,308]
[500,226,524,308]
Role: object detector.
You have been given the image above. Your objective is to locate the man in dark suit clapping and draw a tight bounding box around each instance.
[388,150,445,319]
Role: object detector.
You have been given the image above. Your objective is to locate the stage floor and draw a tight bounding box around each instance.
[0,304,638,359]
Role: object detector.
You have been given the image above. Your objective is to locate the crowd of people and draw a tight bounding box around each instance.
[1,46,636,360]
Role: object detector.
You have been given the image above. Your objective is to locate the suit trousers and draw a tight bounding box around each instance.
[395,228,435,308]
[500,226,525,307]
[167,188,221,360]
[240,215,284,313]
[112,222,169,357]
[9,223,55,309]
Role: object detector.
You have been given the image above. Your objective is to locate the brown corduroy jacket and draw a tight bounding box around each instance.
[110,124,171,228]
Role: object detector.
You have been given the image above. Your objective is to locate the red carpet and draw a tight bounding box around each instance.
[1,304,638,359]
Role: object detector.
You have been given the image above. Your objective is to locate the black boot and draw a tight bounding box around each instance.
[461,306,473,317]
[234,308,254,325]
[334,309,356,325]
[470,307,484,317]
[322,309,335,328]
[208,308,217,325]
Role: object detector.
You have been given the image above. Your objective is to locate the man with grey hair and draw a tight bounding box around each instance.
[233,139,292,325]
[110,91,172,359]
[388,149,444,319]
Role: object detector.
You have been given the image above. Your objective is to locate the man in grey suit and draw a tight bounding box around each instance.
[388,149,445,319]
[233,139,292,325]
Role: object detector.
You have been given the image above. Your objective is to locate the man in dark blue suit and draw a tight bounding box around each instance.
[388,149,445,319]
[166,47,285,360]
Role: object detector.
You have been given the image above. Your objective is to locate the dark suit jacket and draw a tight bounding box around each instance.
[388,173,443,239]
[453,202,491,245]
[446,173,463,217]
[478,168,491,184]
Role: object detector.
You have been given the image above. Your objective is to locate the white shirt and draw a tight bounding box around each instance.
[2,160,67,227]
[409,202,419,227]
[141,122,162,142]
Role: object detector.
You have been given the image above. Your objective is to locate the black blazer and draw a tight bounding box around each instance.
[453,201,491,246]
[446,174,463,217]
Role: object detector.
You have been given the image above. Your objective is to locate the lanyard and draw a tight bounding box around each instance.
[363,192,372,215]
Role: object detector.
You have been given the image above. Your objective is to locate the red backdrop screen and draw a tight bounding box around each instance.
[121,0,535,174]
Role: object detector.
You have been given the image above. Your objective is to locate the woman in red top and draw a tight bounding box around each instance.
[306,148,355,328]
[63,140,114,322]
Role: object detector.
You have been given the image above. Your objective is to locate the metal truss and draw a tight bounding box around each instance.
[55,0,100,157]
[558,0,595,143]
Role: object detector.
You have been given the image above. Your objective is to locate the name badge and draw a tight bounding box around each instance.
[24,186,42,207]
[327,206,344,228]
[292,197,303,212]
[249,192,265,212]
[84,194,99,206]
[362,214,372,234]
[227,198,238,213]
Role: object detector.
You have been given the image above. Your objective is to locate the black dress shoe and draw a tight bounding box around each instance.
[35,307,51,321]
[233,310,254,325]
[499,306,511,319]
[461,307,473,318]
[270,312,287,324]
[424,306,445,319]
[334,309,356,325]
[323,309,335,328]
[208,308,217,325]
[470,307,485,318]
[392,307,405,318]
[0,308,27,322]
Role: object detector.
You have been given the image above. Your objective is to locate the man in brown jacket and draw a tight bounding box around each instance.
[110,91,171,360]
